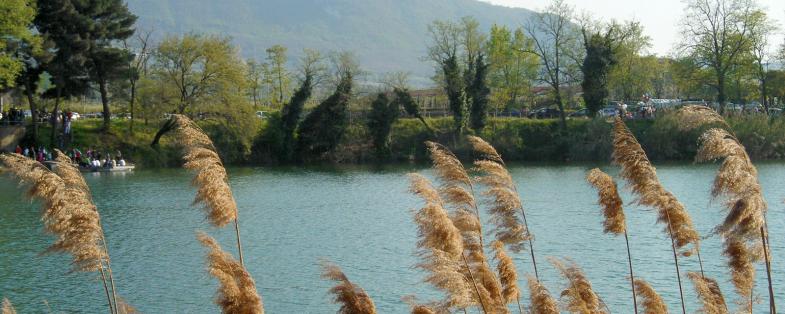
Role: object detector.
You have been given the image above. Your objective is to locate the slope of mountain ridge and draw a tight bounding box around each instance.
[126,0,538,86]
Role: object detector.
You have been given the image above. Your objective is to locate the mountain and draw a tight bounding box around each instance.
[126,0,538,86]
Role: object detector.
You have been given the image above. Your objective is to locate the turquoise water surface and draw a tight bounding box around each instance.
[1,163,783,313]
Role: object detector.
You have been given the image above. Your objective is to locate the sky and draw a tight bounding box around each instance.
[481,0,785,57]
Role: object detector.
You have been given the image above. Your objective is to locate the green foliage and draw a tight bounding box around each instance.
[265,44,290,107]
[296,74,353,160]
[468,53,490,131]
[443,56,467,133]
[486,25,538,112]
[0,0,39,89]
[252,73,313,163]
[366,93,399,159]
[581,32,615,115]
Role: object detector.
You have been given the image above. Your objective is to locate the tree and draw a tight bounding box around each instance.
[152,34,247,115]
[296,73,353,159]
[246,59,264,108]
[443,55,468,133]
[747,10,777,112]
[581,29,616,116]
[679,0,762,114]
[525,0,581,128]
[265,44,290,108]
[79,0,137,132]
[124,28,153,134]
[366,93,399,159]
[393,88,434,135]
[0,0,39,89]
[468,53,490,130]
[486,25,538,113]
[36,0,92,146]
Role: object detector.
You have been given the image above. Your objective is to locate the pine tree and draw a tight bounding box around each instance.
[581,31,615,117]
[443,55,467,134]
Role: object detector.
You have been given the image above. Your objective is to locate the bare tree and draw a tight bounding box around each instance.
[747,10,777,113]
[524,0,581,128]
[123,28,153,133]
[679,0,761,114]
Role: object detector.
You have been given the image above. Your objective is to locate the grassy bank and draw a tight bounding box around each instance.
[18,113,785,167]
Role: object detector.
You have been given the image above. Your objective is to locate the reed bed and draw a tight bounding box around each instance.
[468,135,538,281]
[321,261,377,314]
[197,232,263,314]
[612,116,700,313]
[633,280,667,314]
[683,105,774,313]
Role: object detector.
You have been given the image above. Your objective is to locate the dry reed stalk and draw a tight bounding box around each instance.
[408,174,480,311]
[53,151,123,314]
[321,261,377,314]
[586,168,637,314]
[468,136,539,280]
[197,232,263,314]
[402,296,443,314]
[170,114,245,265]
[527,275,559,314]
[424,142,507,312]
[612,117,699,313]
[696,128,774,312]
[687,272,728,314]
[492,241,522,313]
[674,105,729,131]
[116,298,138,314]
[550,258,607,314]
[1,298,15,314]
[633,279,667,314]
[0,153,114,313]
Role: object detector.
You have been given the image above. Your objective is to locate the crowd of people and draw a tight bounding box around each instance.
[13,145,127,169]
[1,108,26,125]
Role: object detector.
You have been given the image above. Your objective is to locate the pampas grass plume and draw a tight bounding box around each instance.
[1,298,15,314]
[527,276,559,314]
[197,232,263,314]
[633,279,667,314]
[491,241,520,304]
[687,272,728,314]
[550,258,607,314]
[321,261,377,314]
[586,168,626,234]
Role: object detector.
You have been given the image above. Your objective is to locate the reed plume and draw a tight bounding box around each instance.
[527,275,559,314]
[170,114,246,265]
[550,258,607,314]
[586,168,637,314]
[723,239,754,310]
[402,296,441,314]
[492,241,522,313]
[633,279,667,314]
[197,232,263,314]
[424,142,507,312]
[585,169,625,234]
[674,105,729,131]
[321,261,377,314]
[409,174,477,311]
[687,272,728,314]
[467,136,540,281]
[696,127,774,312]
[1,298,15,314]
[612,117,698,313]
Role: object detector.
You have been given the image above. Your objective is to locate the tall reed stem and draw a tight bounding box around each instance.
[519,207,539,281]
[624,230,638,314]
[515,297,524,314]
[761,226,776,314]
[461,253,487,314]
[696,246,705,278]
[98,266,114,314]
[234,218,245,266]
[665,212,686,314]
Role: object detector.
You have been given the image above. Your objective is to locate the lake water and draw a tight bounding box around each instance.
[1,163,784,313]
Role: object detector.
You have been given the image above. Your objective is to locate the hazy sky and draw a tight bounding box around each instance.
[481,0,785,57]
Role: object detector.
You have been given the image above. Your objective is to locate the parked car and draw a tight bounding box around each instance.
[255,111,268,119]
[768,108,782,116]
[528,107,562,119]
[599,107,618,117]
[70,112,80,120]
[568,108,589,119]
